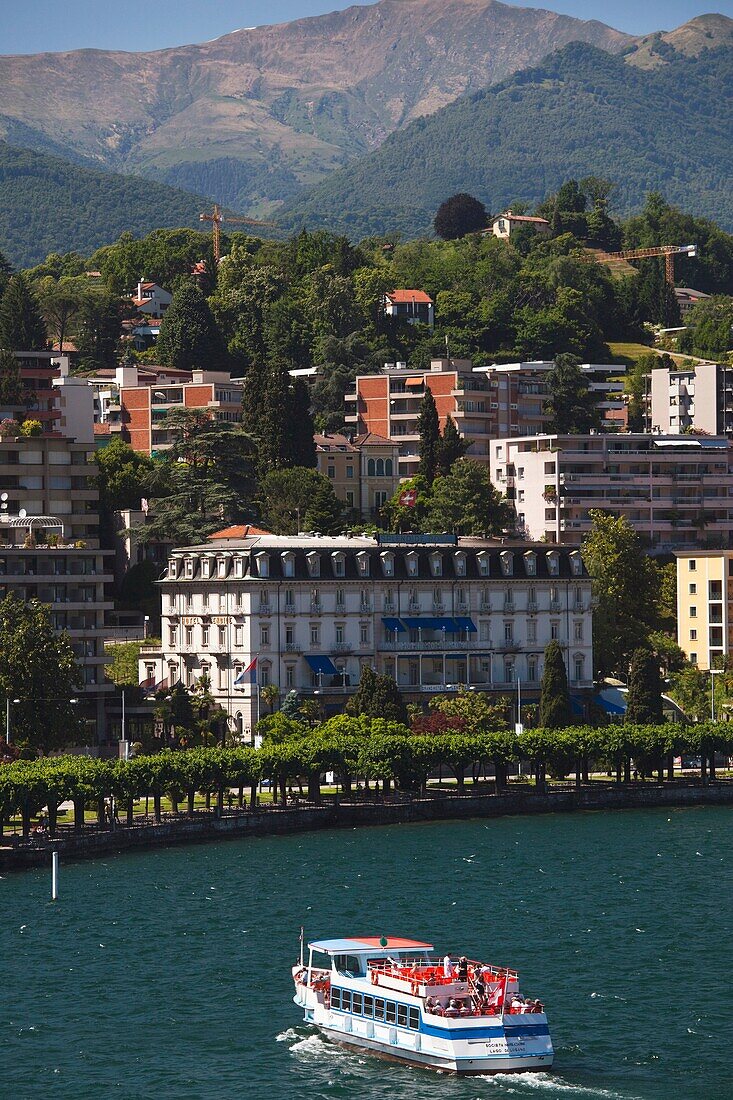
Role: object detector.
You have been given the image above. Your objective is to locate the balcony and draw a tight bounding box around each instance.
[310,600,322,614]
[285,642,302,653]
[284,602,296,614]
[333,642,353,653]
[258,602,271,616]
[549,600,561,612]
[384,601,396,614]
[382,638,474,651]
[527,600,538,614]
[360,601,371,614]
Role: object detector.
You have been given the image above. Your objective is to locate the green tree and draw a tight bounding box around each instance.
[682,295,733,359]
[36,276,87,351]
[253,360,295,476]
[0,349,24,407]
[434,194,488,240]
[289,378,317,468]
[105,638,161,687]
[437,415,468,475]
[381,474,431,533]
[156,282,225,370]
[544,353,601,434]
[417,386,441,485]
[625,648,663,724]
[96,439,154,511]
[303,478,344,535]
[581,510,658,676]
[0,593,82,753]
[259,467,325,534]
[73,288,122,371]
[425,459,512,535]
[0,273,47,351]
[539,641,572,728]
[347,666,408,723]
[668,665,710,721]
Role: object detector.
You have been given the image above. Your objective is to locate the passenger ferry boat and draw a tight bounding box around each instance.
[292,935,553,1075]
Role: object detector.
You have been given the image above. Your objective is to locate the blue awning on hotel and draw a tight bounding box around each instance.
[454,616,477,632]
[382,617,406,632]
[402,617,462,632]
[305,655,339,675]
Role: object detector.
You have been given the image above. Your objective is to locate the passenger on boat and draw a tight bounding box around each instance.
[457,956,469,982]
[443,954,453,978]
[458,1000,472,1017]
[445,999,460,1018]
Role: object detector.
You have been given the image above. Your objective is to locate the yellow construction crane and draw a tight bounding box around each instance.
[199,203,276,262]
[580,243,697,286]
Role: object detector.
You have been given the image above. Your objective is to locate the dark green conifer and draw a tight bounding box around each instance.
[303,478,344,535]
[0,273,47,351]
[437,415,468,475]
[625,648,663,724]
[539,641,572,728]
[417,386,441,486]
[156,282,225,370]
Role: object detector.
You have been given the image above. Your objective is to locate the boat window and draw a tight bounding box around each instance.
[331,988,342,1010]
[386,1001,397,1024]
[408,1007,420,1029]
[363,995,374,1018]
[334,953,363,977]
[341,990,352,1012]
[373,998,385,1021]
[397,1004,408,1028]
[352,993,363,1015]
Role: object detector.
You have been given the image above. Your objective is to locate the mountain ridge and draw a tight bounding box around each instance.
[281,39,733,236]
[0,0,633,212]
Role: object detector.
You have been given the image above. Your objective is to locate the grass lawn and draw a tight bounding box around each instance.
[607,341,655,366]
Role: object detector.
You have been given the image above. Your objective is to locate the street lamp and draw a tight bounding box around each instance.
[5,697,20,745]
[710,668,724,722]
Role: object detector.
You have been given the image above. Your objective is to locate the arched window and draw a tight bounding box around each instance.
[385,458,393,476]
[376,458,384,476]
[367,459,376,476]
[235,713,243,737]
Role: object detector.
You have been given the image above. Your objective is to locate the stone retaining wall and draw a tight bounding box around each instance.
[2,783,732,872]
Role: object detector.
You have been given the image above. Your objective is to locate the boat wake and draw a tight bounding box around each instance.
[477,1072,635,1098]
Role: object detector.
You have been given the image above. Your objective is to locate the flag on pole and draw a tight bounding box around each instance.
[235,657,258,685]
[486,973,507,1012]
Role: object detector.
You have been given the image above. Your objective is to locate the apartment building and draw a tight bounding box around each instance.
[107,364,244,455]
[491,433,733,552]
[0,434,114,740]
[675,551,733,670]
[650,362,733,438]
[315,432,400,518]
[139,533,593,737]
[344,359,498,477]
[344,359,627,479]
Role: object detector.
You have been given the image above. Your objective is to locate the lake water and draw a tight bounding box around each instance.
[1,806,731,1100]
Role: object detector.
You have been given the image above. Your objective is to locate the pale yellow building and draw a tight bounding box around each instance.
[676,550,733,669]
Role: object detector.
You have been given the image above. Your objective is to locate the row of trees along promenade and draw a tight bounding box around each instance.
[2,719,733,844]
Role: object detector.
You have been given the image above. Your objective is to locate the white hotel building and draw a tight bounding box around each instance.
[139,533,594,738]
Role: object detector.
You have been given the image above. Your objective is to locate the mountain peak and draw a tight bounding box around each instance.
[626,11,733,69]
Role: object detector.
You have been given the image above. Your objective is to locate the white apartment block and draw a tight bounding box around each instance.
[491,434,733,552]
[651,362,733,438]
[139,533,594,740]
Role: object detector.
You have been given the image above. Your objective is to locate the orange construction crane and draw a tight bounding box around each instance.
[199,203,276,262]
[580,243,697,286]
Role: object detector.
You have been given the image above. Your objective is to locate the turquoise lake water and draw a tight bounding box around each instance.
[1,806,731,1100]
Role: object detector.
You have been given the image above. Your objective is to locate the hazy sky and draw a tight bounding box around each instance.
[1,0,729,54]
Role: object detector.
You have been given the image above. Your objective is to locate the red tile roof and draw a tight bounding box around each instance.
[208,524,272,540]
[352,432,396,447]
[385,289,433,305]
[495,213,550,225]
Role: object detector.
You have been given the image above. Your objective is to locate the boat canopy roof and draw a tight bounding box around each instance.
[309,936,433,955]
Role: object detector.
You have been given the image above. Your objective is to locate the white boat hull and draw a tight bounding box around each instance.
[295,992,553,1076]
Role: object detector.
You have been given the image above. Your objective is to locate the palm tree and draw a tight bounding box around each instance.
[260,683,280,714]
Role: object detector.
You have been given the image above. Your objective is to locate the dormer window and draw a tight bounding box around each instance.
[477,551,490,577]
[454,551,466,577]
[331,551,346,577]
[281,551,296,578]
[217,558,228,578]
[255,552,269,578]
[546,550,560,576]
[356,551,370,577]
[234,556,244,578]
[500,550,513,577]
[569,550,583,577]
[406,551,419,577]
[380,551,394,577]
[169,558,179,579]
[201,557,213,579]
[524,551,536,577]
[429,551,442,578]
[184,558,194,578]
[306,551,320,578]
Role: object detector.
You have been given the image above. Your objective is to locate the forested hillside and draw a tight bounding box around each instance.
[0,144,209,267]
[283,44,733,237]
